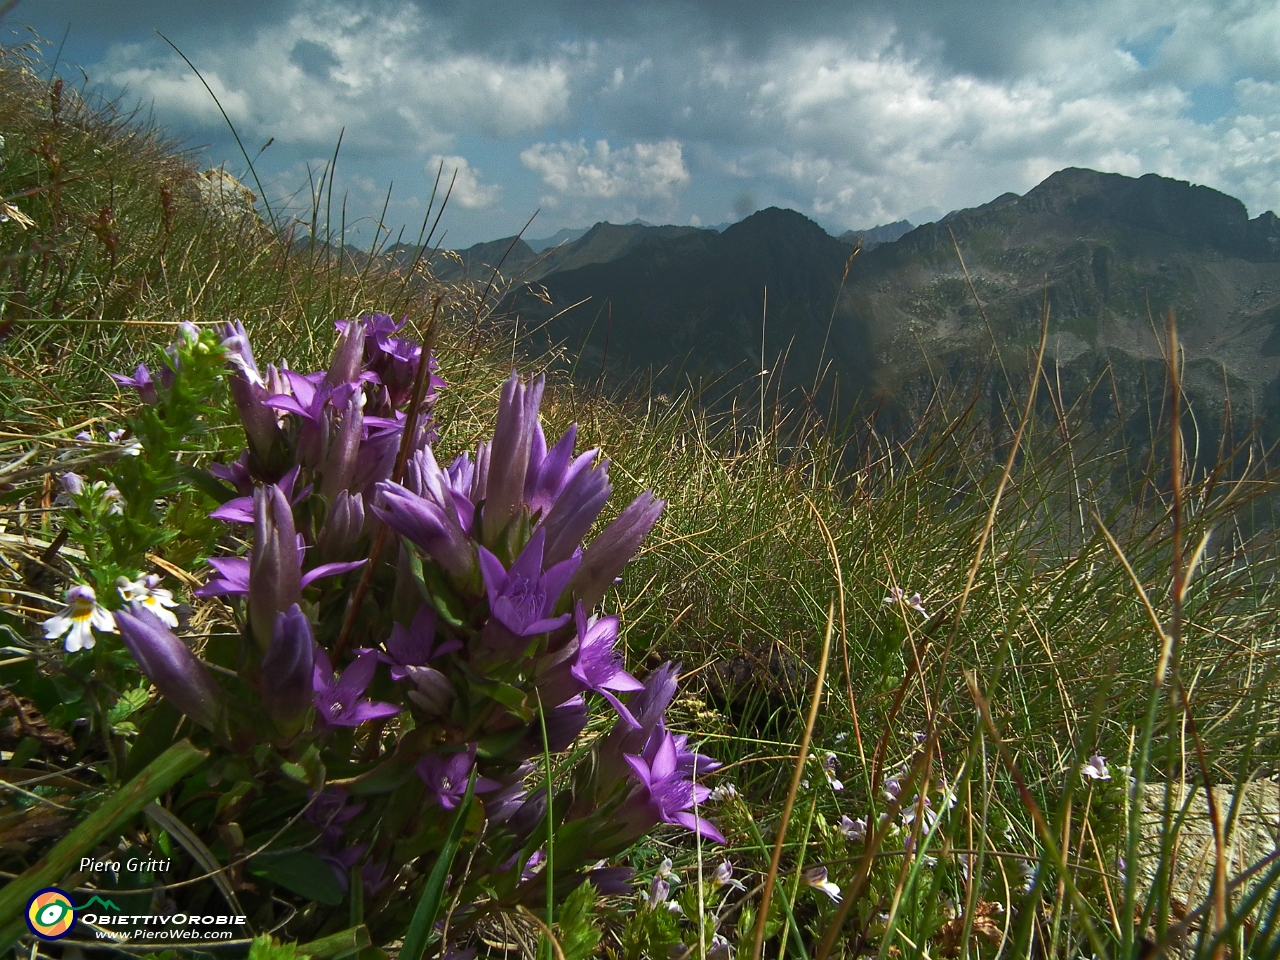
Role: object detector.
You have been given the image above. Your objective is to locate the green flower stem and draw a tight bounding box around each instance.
[0,739,208,950]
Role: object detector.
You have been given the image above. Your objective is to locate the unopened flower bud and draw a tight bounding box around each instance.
[116,605,222,730]
[250,484,301,652]
[262,605,315,738]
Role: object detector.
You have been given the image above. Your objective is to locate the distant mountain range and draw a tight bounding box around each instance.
[396,169,1280,444]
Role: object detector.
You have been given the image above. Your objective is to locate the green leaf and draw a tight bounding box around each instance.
[248,934,310,960]
[108,682,152,724]
[405,540,470,629]
[248,850,345,906]
[297,925,371,959]
[399,767,478,960]
[122,699,183,781]
[544,880,603,960]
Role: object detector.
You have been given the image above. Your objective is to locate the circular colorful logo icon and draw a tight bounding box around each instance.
[26,888,76,940]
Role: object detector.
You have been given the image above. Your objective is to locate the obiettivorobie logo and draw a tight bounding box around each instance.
[25,889,243,943]
[25,888,89,940]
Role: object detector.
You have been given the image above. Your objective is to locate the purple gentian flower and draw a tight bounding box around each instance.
[312,649,402,728]
[374,448,477,583]
[363,606,460,681]
[109,363,159,404]
[210,450,254,497]
[416,744,500,809]
[306,787,366,846]
[115,605,222,730]
[209,465,304,524]
[568,602,642,727]
[585,865,634,897]
[316,489,366,563]
[596,661,682,794]
[248,483,302,650]
[618,726,724,844]
[477,527,580,637]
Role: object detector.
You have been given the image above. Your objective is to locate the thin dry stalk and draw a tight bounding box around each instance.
[749,600,834,960]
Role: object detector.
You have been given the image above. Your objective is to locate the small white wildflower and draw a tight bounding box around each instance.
[833,731,849,745]
[107,429,143,456]
[822,753,844,791]
[1080,755,1111,781]
[117,574,179,628]
[800,865,841,902]
[709,783,738,802]
[42,584,117,652]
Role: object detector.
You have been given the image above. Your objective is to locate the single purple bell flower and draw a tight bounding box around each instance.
[219,321,290,480]
[416,744,500,809]
[109,363,159,405]
[567,491,665,611]
[316,489,366,564]
[511,695,590,761]
[568,605,643,727]
[209,451,254,497]
[249,483,302,652]
[261,605,316,738]
[486,762,534,825]
[312,648,402,728]
[482,372,544,544]
[586,865,635,896]
[373,448,476,584]
[616,726,724,845]
[477,527,579,637]
[595,661,681,795]
[524,424,596,516]
[404,665,455,718]
[362,606,460,681]
[115,605,223,731]
[306,787,366,847]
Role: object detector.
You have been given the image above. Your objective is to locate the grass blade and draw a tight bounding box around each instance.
[399,767,478,960]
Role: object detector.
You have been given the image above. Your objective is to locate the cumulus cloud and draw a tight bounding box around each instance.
[37,0,1280,243]
[520,139,690,200]
[428,155,503,209]
[96,0,569,149]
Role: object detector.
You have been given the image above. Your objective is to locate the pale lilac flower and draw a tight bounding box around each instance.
[708,934,731,960]
[43,584,117,652]
[801,865,841,902]
[837,815,866,842]
[117,574,179,628]
[881,771,903,802]
[711,859,745,891]
[883,586,928,617]
[1080,755,1111,781]
[647,876,670,910]
[58,472,85,496]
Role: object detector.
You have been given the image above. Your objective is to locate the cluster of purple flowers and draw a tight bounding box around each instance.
[107,313,721,921]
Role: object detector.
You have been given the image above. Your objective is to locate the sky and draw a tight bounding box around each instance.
[16,0,1280,248]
